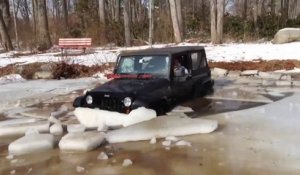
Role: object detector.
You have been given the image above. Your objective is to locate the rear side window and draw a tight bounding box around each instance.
[191,52,200,70]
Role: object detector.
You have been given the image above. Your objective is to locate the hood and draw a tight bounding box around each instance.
[91,78,169,95]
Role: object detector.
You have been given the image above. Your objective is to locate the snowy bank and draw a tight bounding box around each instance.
[1,42,300,68]
[106,115,218,143]
[0,74,25,85]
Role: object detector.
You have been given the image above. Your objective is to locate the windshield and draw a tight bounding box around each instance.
[116,55,170,78]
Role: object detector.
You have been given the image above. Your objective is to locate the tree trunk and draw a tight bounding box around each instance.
[34,0,52,51]
[123,0,131,46]
[270,0,275,16]
[216,0,225,43]
[149,0,154,46]
[99,0,105,26]
[253,0,259,35]
[115,0,120,22]
[62,0,68,35]
[175,0,184,37]
[243,0,248,40]
[0,0,13,51]
[211,0,224,44]
[210,0,217,43]
[169,0,182,43]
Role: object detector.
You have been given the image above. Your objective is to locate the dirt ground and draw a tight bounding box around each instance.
[208,60,300,72]
[1,60,300,80]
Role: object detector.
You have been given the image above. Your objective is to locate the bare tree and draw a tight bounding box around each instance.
[211,0,225,44]
[115,0,120,22]
[123,0,131,46]
[33,0,52,51]
[253,0,259,35]
[169,0,182,43]
[99,0,105,26]
[62,0,68,35]
[0,0,13,51]
[175,0,183,37]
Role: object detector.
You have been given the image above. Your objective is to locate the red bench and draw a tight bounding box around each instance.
[58,38,92,55]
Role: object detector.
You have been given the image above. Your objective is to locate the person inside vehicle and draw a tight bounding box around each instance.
[174,58,188,77]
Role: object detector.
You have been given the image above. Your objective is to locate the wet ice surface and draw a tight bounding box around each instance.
[1,77,300,174]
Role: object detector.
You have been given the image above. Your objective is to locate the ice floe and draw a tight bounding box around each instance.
[0,119,49,136]
[50,123,63,135]
[106,115,217,143]
[74,107,156,130]
[122,159,133,167]
[97,152,109,160]
[8,133,54,155]
[67,124,86,133]
[59,132,105,152]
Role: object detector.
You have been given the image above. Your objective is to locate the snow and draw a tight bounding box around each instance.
[0,50,117,68]
[203,42,300,62]
[0,74,25,85]
[0,119,49,137]
[106,115,218,143]
[122,159,133,167]
[74,107,156,130]
[97,152,109,160]
[59,132,105,152]
[8,133,54,155]
[1,42,300,69]
[50,123,63,135]
[67,124,86,133]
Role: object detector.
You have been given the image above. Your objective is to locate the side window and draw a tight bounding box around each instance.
[191,52,200,70]
[200,51,207,68]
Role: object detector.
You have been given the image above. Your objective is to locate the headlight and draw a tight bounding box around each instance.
[86,95,93,104]
[123,97,132,107]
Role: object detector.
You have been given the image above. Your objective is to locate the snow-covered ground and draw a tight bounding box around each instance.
[1,42,300,68]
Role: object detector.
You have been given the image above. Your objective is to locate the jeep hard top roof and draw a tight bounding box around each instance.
[119,46,204,56]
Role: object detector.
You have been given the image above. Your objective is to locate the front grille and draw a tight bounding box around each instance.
[93,96,123,112]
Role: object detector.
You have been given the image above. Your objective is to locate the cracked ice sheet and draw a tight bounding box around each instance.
[106,115,218,143]
[0,78,99,112]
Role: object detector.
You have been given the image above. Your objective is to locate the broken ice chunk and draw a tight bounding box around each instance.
[8,133,54,155]
[0,120,49,137]
[106,116,218,143]
[162,140,172,147]
[175,140,192,147]
[171,106,194,113]
[149,137,156,144]
[50,123,63,135]
[74,107,156,129]
[76,166,85,173]
[122,159,133,167]
[97,152,109,160]
[165,136,179,142]
[67,124,85,133]
[59,132,105,152]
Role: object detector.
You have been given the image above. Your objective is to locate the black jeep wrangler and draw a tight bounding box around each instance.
[73,46,214,115]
